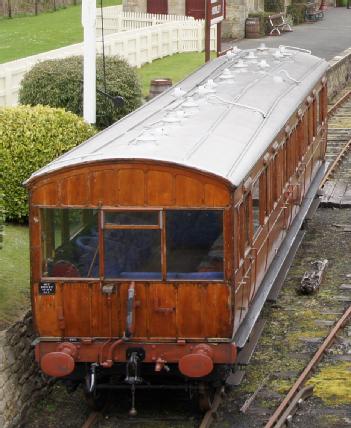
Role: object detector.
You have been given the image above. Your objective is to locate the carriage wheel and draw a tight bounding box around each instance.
[84,374,108,411]
[83,387,108,411]
[197,382,215,412]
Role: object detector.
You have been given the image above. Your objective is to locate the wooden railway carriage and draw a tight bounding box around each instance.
[25,46,328,409]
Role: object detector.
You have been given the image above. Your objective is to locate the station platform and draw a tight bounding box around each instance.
[223,7,351,60]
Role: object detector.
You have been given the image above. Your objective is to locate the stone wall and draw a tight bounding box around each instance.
[222,0,265,40]
[0,312,52,428]
[327,47,351,102]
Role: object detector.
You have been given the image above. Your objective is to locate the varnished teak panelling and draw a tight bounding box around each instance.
[31,162,231,208]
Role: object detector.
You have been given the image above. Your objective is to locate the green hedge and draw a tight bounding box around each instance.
[0,105,96,222]
[19,55,143,130]
[287,3,307,24]
[0,193,4,249]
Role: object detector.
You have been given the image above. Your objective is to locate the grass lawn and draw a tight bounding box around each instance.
[0,0,121,64]
[0,224,30,328]
[137,52,216,97]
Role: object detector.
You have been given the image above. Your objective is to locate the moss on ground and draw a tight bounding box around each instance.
[308,362,351,405]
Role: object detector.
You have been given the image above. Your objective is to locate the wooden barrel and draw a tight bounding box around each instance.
[245,17,261,39]
[149,78,173,99]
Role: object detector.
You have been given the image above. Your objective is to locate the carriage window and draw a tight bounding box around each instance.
[252,180,260,234]
[316,93,320,128]
[41,209,99,278]
[166,210,223,280]
[104,211,161,280]
[105,211,159,226]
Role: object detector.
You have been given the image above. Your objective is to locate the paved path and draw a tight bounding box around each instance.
[223,7,351,60]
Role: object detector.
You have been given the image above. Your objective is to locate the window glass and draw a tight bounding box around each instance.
[316,93,320,127]
[104,229,161,279]
[105,211,159,226]
[166,210,223,280]
[252,180,260,234]
[41,209,99,278]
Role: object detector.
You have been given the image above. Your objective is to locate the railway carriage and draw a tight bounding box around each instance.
[25,45,329,411]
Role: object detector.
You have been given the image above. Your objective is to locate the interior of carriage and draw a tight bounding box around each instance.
[41,208,224,280]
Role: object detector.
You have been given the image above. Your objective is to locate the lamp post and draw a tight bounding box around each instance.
[82,0,96,124]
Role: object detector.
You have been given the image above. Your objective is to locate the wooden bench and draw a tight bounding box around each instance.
[305,1,324,22]
[268,13,292,36]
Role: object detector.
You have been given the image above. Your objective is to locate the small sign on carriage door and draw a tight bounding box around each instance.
[39,282,56,295]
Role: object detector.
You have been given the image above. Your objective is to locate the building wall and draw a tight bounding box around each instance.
[122,0,146,13]
[168,0,185,15]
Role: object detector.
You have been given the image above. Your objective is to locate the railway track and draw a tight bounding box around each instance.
[320,86,351,200]
[81,386,225,428]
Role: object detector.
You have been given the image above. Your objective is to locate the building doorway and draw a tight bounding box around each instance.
[186,0,205,19]
[147,0,168,14]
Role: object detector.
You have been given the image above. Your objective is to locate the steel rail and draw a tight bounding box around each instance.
[199,386,225,428]
[320,135,351,187]
[327,88,351,117]
[81,411,101,428]
[264,304,351,428]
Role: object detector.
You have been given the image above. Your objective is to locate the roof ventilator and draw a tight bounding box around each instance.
[136,130,158,144]
[258,59,270,69]
[257,43,268,52]
[198,79,218,96]
[182,97,200,115]
[226,45,241,60]
[246,51,258,62]
[233,59,248,69]
[219,68,235,82]
[173,87,186,99]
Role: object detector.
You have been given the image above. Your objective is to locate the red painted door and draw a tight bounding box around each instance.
[186,0,205,19]
[147,0,168,14]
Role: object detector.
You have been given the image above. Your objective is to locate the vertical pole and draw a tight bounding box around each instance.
[205,0,211,62]
[82,0,96,125]
[217,21,222,57]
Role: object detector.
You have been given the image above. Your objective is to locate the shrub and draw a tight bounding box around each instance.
[287,3,307,24]
[19,55,143,129]
[0,105,96,222]
[264,0,284,12]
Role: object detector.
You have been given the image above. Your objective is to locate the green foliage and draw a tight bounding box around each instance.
[19,55,143,129]
[0,193,4,249]
[0,105,96,222]
[287,3,307,24]
[248,12,272,36]
[264,0,284,12]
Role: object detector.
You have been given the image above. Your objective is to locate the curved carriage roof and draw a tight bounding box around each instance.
[26,46,329,188]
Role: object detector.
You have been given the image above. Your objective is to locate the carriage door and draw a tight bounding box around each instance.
[186,0,205,18]
[147,0,168,14]
[235,194,255,325]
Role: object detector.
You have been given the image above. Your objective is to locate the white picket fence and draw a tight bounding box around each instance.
[0,9,216,107]
[96,6,196,35]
